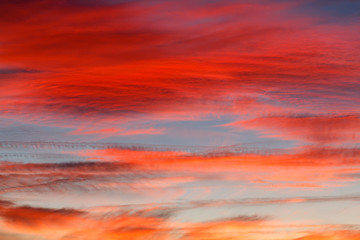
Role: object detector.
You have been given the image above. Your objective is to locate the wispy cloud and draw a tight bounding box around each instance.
[226,114,360,144]
[0,142,359,196]
[0,0,359,128]
[1,0,359,239]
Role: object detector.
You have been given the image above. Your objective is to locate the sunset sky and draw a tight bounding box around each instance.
[0,0,360,239]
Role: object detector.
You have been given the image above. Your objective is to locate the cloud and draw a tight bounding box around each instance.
[0,206,85,230]
[0,0,359,128]
[180,215,267,240]
[0,199,175,240]
[0,161,141,194]
[0,1,359,238]
[76,145,360,189]
[294,231,360,240]
[1,195,360,240]
[186,194,360,209]
[1,142,359,196]
[67,127,165,139]
[226,115,360,144]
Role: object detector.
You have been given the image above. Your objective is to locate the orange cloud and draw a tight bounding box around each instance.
[293,231,360,240]
[2,143,357,195]
[1,142,359,196]
[0,206,85,231]
[181,216,267,240]
[1,197,360,240]
[0,201,172,240]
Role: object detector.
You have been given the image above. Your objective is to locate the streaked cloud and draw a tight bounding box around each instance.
[1,0,359,239]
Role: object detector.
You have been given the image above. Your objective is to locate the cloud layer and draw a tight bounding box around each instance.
[1,0,359,239]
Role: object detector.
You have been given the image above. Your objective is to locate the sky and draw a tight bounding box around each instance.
[0,0,360,239]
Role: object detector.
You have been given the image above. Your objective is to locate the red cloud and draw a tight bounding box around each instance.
[0,0,359,126]
[227,115,360,144]
[0,1,359,239]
